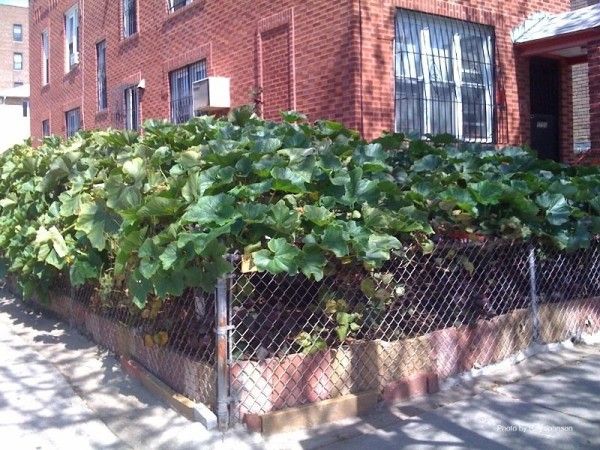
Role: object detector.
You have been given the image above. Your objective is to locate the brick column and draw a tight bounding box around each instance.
[588,40,600,163]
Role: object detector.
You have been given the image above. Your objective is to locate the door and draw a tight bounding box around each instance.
[530,58,560,162]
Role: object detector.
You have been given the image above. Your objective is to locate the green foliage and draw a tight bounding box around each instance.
[1,112,599,311]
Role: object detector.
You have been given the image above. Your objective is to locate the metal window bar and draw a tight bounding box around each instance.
[96,41,108,111]
[123,0,137,37]
[65,108,80,137]
[169,60,207,123]
[169,0,191,13]
[395,9,495,143]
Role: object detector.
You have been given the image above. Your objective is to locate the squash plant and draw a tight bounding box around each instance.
[0,110,599,310]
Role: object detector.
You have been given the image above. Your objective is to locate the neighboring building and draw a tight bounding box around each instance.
[28,0,600,164]
[0,3,29,152]
[0,84,30,152]
[0,4,28,90]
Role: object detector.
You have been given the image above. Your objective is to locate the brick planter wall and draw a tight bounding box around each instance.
[39,288,216,409]
[230,302,600,418]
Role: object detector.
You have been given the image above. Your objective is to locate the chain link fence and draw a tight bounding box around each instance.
[42,277,217,410]
[4,238,599,429]
[227,238,600,420]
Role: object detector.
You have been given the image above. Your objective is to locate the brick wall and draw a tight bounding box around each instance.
[30,0,576,152]
[588,40,600,163]
[0,5,29,90]
[29,0,359,140]
[357,0,571,142]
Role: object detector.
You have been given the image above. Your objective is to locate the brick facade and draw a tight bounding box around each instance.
[30,0,597,164]
[0,5,28,90]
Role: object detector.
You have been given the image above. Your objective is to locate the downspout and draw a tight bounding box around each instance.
[358,0,365,137]
[80,0,85,128]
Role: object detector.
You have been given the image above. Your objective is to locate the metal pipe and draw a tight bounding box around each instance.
[215,276,230,431]
[528,244,540,343]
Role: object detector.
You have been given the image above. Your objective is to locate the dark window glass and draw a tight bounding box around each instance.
[66,108,81,137]
[96,41,108,110]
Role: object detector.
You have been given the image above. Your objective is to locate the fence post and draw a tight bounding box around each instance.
[215,275,232,431]
[528,244,541,344]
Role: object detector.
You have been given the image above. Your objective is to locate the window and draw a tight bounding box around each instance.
[22,101,29,118]
[122,0,137,37]
[168,0,192,12]
[65,5,79,71]
[96,41,108,111]
[169,60,207,123]
[13,24,23,42]
[395,10,495,142]
[13,53,23,70]
[42,30,50,85]
[42,120,51,137]
[124,86,139,130]
[65,108,81,137]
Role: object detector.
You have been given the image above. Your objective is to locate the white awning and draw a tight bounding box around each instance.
[512,3,600,44]
[0,84,30,99]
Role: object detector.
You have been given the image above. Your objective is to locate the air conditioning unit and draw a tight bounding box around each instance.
[192,77,230,114]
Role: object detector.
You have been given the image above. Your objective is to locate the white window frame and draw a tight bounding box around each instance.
[96,41,108,111]
[122,0,138,38]
[395,11,495,143]
[13,24,23,42]
[42,30,50,85]
[42,119,51,137]
[168,0,192,12]
[169,60,207,123]
[64,5,79,72]
[66,108,81,137]
[124,86,139,131]
[13,53,23,70]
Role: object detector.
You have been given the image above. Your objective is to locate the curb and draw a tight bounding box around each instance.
[244,390,379,435]
[119,356,217,430]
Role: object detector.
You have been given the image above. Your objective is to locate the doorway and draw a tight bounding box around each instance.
[529,58,560,162]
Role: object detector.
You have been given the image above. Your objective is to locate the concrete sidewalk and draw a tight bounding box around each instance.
[266,345,600,450]
[1,286,599,449]
[0,288,263,450]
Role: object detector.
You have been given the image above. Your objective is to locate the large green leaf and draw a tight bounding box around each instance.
[253,238,300,274]
[321,224,349,257]
[75,202,122,251]
[182,194,236,225]
[536,193,571,226]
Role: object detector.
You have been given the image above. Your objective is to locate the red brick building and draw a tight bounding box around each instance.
[29,0,600,163]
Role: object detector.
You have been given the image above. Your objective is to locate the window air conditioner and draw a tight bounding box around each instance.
[192,77,230,114]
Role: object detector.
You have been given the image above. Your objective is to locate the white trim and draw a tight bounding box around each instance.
[419,28,432,136]
[64,5,79,73]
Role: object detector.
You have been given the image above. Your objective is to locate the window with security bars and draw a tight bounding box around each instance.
[123,0,137,37]
[65,108,81,137]
[97,41,108,111]
[169,60,207,124]
[42,120,50,137]
[395,10,495,143]
[168,0,192,12]
[124,86,139,131]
